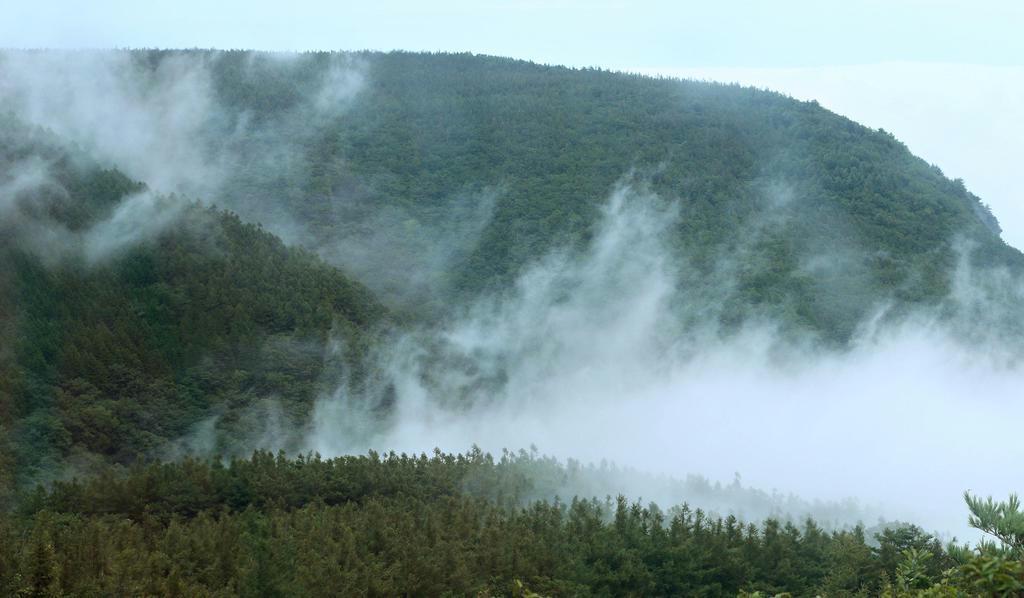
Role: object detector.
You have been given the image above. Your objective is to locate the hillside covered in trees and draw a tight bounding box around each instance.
[169,50,1020,334]
[0,112,386,499]
[3,50,1019,333]
[2,50,1024,595]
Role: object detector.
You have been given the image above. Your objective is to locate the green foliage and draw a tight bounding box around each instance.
[952,553,1024,596]
[0,449,907,596]
[3,451,1021,596]
[881,551,1024,597]
[874,524,951,584]
[964,492,1024,557]
[895,548,935,591]
[878,494,1024,597]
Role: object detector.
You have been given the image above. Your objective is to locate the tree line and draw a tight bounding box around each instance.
[3,449,1021,596]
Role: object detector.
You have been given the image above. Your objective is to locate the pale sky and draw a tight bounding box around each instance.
[4,0,1023,246]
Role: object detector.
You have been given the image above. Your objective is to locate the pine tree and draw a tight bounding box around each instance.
[964,492,1024,557]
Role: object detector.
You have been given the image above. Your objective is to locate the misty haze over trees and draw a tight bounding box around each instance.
[2,49,1024,595]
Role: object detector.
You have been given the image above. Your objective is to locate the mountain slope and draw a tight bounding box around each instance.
[151,50,1020,338]
[0,114,386,495]
[3,50,1017,338]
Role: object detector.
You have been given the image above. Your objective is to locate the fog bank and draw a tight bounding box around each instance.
[307,184,1024,539]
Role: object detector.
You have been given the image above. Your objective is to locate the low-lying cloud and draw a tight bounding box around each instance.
[0,50,223,197]
[0,50,385,275]
[305,183,1024,539]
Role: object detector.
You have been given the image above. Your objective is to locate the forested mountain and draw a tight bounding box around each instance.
[157,50,1019,336]
[4,50,1016,334]
[0,113,386,498]
[2,48,1021,499]
[3,50,1024,595]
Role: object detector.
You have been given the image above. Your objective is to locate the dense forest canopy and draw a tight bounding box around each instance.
[4,450,1024,596]
[0,111,387,496]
